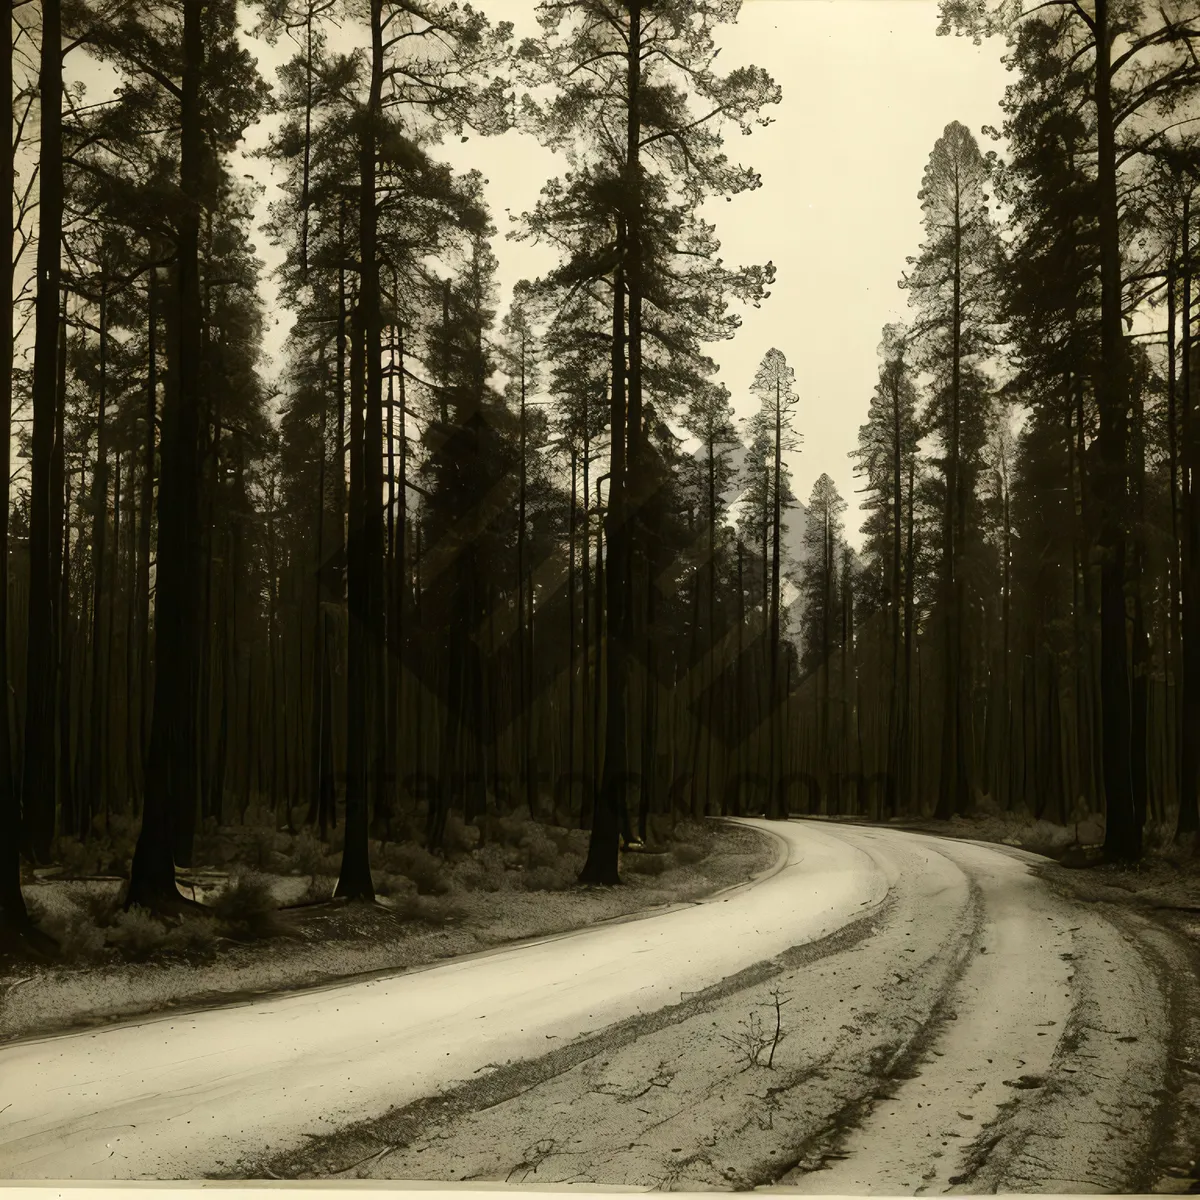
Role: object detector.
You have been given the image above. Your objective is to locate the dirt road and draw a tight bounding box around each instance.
[0,821,1190,1190]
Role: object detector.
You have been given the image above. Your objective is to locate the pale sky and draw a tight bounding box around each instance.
[44,1,1011,548]
[246,0,1012,548]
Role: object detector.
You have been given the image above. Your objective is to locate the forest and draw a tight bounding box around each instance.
[1,0,1199,949]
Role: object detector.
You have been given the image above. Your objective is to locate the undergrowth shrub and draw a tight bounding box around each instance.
[523,860,579,892]
[1021,820,1075,860]
[291,832,326,883]
[298,876,337,905]
[210,872,288,940]
[443,813,479,857]
[52,813,140,877]
[42,908,108,961]
[107,907,219,961]
[383,843,452,895]
[453,854,506,893]
[78,887,122,928]
[493,813,533,848]
[374,872,418,900]
[519,829,560,870]
[391,893,468,926]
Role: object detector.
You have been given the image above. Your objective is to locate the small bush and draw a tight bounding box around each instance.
[473,844,512,891]
[43,908,107,962]
[452,856,506,893]
[163,914,220,957]
[374,872,417,900]
[520,830,561,870]
[443,813,479,857]
[210,872,287,940]
[246,826,277,869]
[1020,819,1075,859]
[107,907,178,961]
[53,837,104,877]
[564,828,591,855]
[291,832,326,883]
[78,886,122,928]
[671,841,707,866]
[297,876,337,905]
[524,861,579,892]
[494,813,533,848]
[384,843,452,896]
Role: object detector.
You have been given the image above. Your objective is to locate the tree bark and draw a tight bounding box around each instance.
[336,0,382,900]
[21,0,64,864]
[1094,0,1139,861]
[128,1,207,909]
[0,15,27,931]
[1178,188,1199,840]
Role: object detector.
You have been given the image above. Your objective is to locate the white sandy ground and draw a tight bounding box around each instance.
[0,821,1185,1191]
[0,820,880,1180]
[0,829,773,1044]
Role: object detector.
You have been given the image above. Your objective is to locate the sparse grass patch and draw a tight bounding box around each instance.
[623,850,671,877]
[671,842,707,866]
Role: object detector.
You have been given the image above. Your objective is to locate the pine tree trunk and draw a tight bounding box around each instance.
[567,446,578,822]
[21,0,64,864]
[936,200,965,821]
[1094,0,1139,861]
[581,256,627,885]
[87,277,111,836]
[137,272,158,773]
[337,0,382,900]
[0,16,27,931]
[128,1,208,908]
[769,383,783,818]
[1131,378,1151,833]
[1178,191,1199,840]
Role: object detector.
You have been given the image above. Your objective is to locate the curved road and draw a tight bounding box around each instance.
[0,820,1184,1189]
